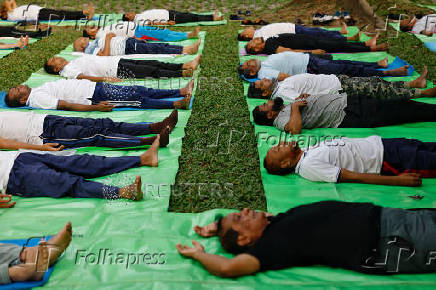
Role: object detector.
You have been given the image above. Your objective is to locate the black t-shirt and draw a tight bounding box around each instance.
[263,33,348,54]
[246,201,382,273]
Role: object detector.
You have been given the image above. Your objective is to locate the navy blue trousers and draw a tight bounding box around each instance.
[125,38,183,55]
[6,153,141,198]
[381,138,436,177]
[295,25,345,40]
[308,54,384,77]
[42,115,151,148]
[92,83,181,109]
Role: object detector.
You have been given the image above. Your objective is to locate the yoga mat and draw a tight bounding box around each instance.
[0,14,122,27]
[0,237,54,290]
[0,37,38,59]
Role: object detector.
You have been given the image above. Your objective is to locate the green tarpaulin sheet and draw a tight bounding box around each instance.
[0,37,38,58]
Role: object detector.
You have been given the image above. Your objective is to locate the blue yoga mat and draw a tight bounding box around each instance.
[0,91,192,111]
[239,56,415,83]
[0,237,54,290]
[424,41,436,52]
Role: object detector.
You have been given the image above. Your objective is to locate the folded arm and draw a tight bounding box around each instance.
[284,100,306,134]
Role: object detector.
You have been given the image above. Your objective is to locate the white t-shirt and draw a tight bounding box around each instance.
[7,5,42,21]
[295,136,384,183]
[254,23,296,40]
[95,21,137,39]
[0,112,46,145]
[0,151,20,193]
[92,37,127,56]
[134,9,170,24]
[412,14,436,34]
[60,55,121,79]
[27,79,97,109]
[273,74,342,102]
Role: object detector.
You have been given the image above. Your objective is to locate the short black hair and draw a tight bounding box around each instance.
[238,33,251,41]
[82,29,90,38]
[122,14,128,21]
[263,157,293,175]
[247,83,265,99]
[216,216,248,255]
[245,44,256,54]
[238,64,256,79]
[252,106,274,126]
[4,93,22,107]
[44,61,58,75]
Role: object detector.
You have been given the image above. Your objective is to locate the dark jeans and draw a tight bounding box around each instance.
[374,208,436,273]
[168,10,213,23]
[308,54,384,77]
[0,26,48,38]
[37,8,86,21]
[125,38,183,55]
[6,153,141,198]
[42,115,152,148]
[117,59,183,78]
[295,25,345,40]
[339,95,436,128]
[381,138,436,177]
[92,82,180,109]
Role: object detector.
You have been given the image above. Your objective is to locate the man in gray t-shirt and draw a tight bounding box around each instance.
[251,93,347,133]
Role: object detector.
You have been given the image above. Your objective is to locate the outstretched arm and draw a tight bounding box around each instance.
[0,137,64,151]
[77,74,122,83]
[176,240,260,278]
[338,169,422,186]
[276,46,326,54]
[57,100,114,112]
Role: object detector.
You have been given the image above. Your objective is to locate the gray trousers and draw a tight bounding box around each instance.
[375,208,436,274]
[0,244,22,284]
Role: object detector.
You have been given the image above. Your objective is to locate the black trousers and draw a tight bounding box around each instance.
[37,8,85,21]
[0,26,48,38]
[168,10,213,23]
[117,59,183,78]
[339,95,436,128]
[308,38,370,53]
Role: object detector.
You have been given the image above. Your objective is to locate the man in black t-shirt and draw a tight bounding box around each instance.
[176,201,436,277]
[245,33,388,55]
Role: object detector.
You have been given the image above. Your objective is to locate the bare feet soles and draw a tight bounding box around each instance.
[187,27,201,38]
[119,176,143,201]
[385,65,409,76]
[370,42,388,52]
[182,55,202,71]
[213,10,224,21]
[84,2,95,20]
[183,39,201,54]
[180,78,194,96]
[365,32,379,47]
[340,21,349,34]
[149,110,179,134]
[140,136,160,167]
[408,66,428,88]
[377,57,388,68]
[174,94,192,110]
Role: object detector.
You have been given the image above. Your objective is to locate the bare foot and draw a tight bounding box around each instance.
[213,10,224,21]
[174,94,192,110]
[158,126,171,147]
[347,30,361,41]
[340,21,349,35]
[370,42,388,52]
[408,66,428,88]
[384,65,409,76]
[119,176,143,201]
[180,78,194,96]
[140,137,159,167]
[83,2,95,20]
[182,70,193,77]
[187,27,201,38]
[149,110,178,133]
[365,32,379,47]
[182,39,201,55]
[377,57,388,68]
[182,54,202,71]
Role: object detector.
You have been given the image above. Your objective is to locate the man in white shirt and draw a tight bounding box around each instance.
[0,137,161,200]
[263,136,436,186]
[0,110,177,149]
[238,22,359,41]
[248,68,430,102]
[44,54,200,80]
[73,33,201,56]
[400,14,436,36]
[239,52,408,81]
[122,9,223,25]
[83,21,200,42]
[5,79,193,111]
